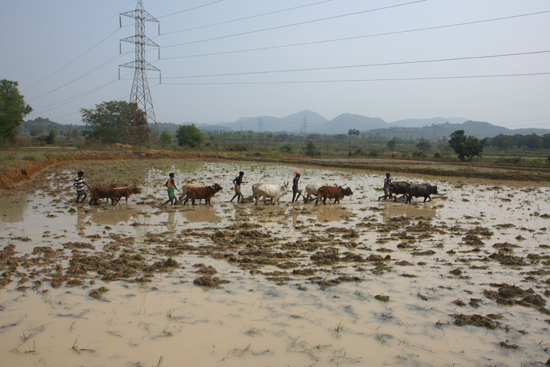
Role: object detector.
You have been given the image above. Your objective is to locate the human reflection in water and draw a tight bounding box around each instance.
[165,211,177,231]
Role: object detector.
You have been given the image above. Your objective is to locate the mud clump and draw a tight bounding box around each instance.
[452,314,501,329]
[193,275,230,288]
[484,283,547,314]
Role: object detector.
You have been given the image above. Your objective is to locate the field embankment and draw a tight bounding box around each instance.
[1,148,549,190]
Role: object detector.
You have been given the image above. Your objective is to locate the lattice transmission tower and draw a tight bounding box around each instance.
[119,0,160,144]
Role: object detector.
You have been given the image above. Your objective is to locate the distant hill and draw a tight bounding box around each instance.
[19,117,85,135]
[217,110,328,133]
[390,117,467,128]
[23,111,550,140]
[366,121,550,140]
[311,113,386,133]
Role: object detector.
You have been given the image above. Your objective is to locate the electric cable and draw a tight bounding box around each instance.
[161,0,333,35]
[162,10,550,59]
[162,0,426,49]
[161,50,550,80]
[160,72,550,85]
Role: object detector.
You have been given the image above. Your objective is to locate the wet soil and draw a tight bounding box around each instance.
[0,159,549,366]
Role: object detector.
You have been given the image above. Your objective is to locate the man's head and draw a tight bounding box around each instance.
[78,171,84,177]
[169,172,175,178]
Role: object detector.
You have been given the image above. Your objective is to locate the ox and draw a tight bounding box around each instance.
[315,186,353,205]
[378,181,410,201]
[178,183,206,204]
[406,184,438,204]
[89,185,131,205]
[305,183,323,203]
[182,183,223,205]
[110,183,141,203]
[254,182,291,205]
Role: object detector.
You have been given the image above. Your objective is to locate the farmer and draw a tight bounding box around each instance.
[383,172,393,199]
[74,171,87,204]
[164,172,178,205]
[291,171,301,203]
[230,171,246,203]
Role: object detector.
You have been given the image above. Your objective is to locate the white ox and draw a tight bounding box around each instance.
[305,183,324,203]
[254,182,292,205]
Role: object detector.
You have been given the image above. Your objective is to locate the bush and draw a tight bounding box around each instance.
[225,144,249,152]
[278,144,294,153]
[305,141,321,157]
[350,148,366,156]
[412,151,426,158]
[433,152,443,159]
[368,150,379,157]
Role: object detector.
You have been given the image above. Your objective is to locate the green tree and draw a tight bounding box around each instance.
[0,79,33,141]
[81,101,148,145]
[416,138,431,152]
[386,137,397,150]
[448,130,488,161]
[304,141,321,156]
[160,131,172,147]
[176,124,204,148]
[30,125,41,137]
[45,129,56,144]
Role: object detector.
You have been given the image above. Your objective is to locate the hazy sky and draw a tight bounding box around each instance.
[1,0,549,129]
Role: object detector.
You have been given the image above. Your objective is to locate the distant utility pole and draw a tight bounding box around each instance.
[302,115,308,136]
[119,0,160,144]
[258,116,263,143]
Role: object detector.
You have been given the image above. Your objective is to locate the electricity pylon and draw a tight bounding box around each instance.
[119,0,160,144]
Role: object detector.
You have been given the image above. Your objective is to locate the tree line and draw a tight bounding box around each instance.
[1,80,548,163]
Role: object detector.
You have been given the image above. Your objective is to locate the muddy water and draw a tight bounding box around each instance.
[1,160,549,366]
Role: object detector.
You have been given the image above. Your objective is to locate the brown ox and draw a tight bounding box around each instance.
[315,186,353,205]
[182,183,223,205]
[89,184,141,205]
[178,183,206,203]
[108,183,141,203]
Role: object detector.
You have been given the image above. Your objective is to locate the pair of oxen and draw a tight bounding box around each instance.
[378,181,438,203]
[88,182,141,205]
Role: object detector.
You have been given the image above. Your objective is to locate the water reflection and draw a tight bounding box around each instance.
[0,194,29,225]
[164,212,177,231]
[381,202,436,222]
[316,205,353,222]
[182,206,221,223]
[88,206,135,226]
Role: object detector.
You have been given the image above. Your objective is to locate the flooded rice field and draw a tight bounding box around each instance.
[0,159,549,367]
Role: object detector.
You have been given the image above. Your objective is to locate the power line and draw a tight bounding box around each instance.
[20,0,136,86]
[162,0,426,49]
[160,72,550,85]
[163,10,550,60]
[29,53,129,102]
[27,79,121,118]
[156,0,224,20]
[161,0,333,35]
[22,27,122,93]
[162,50,550,80]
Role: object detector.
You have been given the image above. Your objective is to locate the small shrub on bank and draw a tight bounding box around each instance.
[226,144,250,152]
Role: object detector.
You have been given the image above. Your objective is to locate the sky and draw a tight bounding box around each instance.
[1,0,549,130]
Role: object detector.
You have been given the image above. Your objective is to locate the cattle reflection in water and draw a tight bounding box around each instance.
[315,205,353,222]
[181,205,221,223]
[78,206,135,227]
[382,202,436,222]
